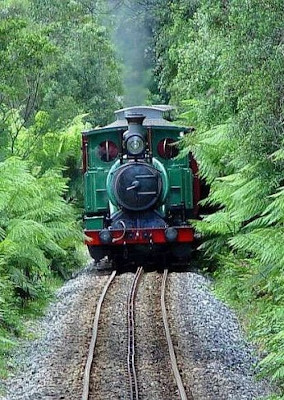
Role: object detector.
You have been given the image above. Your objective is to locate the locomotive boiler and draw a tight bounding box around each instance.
[82,105,200,267]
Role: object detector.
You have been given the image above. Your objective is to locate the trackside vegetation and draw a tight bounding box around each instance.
[146,0,283,396]
[0,0,121,378]
[0,0,283,396]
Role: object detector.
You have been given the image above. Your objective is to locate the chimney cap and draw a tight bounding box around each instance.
[125,113,145,125]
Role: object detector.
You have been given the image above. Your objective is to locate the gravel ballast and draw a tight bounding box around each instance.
[167,271,272,399]
[136,272,181,400]
[89,273,132,399]
[0,268,273,400]
[0,267,110,400]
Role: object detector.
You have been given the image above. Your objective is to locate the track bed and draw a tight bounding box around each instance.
[1,267,272,400]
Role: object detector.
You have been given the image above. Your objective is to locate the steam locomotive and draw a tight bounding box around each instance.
[82,105,200,267]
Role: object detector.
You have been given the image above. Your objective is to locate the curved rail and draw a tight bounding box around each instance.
[161,269,189,400]
[81,270,117,400]
[127,266,143,400]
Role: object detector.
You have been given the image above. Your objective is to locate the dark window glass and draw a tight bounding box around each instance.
[157,138,179,159]
[96,140,118,162]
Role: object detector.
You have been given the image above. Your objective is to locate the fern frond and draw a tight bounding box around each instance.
[229,228,284,267]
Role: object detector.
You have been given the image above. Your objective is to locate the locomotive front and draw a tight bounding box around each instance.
[83,106,199,267]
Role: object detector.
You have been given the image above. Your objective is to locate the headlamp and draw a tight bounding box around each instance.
[124,113,146,157]
[126,135,145,155]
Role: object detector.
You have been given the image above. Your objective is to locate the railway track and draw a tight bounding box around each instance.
[161,269,191,400]
[81,268,190,400]
[127,266,143,400]
[81,270,117,400]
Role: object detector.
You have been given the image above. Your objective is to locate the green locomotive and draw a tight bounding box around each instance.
[82,105,200,267]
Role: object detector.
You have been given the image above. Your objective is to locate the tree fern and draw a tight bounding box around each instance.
[152,0,284,392]
[0,157,83,302]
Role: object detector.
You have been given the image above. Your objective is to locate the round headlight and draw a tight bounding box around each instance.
[126,135,145,155]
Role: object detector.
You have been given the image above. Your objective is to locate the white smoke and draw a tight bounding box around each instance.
[107,0,152,106]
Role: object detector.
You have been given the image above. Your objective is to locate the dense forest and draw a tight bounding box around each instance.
[148,1,284,396]
[0,0,121,375]
[0,0,283,397]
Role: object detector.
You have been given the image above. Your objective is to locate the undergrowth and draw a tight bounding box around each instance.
[213,253,284,397]
[152,0,284,393]
[0,274,63,379]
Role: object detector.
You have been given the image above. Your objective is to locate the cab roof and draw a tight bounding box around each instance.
[83,105,187,136]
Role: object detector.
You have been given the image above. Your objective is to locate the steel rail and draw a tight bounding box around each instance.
[81,270,117,400]
[127,266,143,400]
[161,269,189,400]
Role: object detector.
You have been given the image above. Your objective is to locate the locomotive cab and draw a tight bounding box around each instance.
[82,106,200,268]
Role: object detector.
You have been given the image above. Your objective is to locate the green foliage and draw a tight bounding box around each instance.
[13,114,90,203]
[0,157,83,297]
[0,0,121,380]
[30,0,122,126]
[0,157,84,373]
[0,0,121,156]
[151,0,284,393]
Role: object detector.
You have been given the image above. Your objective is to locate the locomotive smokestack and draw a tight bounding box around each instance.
[125,113,145,130]
[124,113,146,156]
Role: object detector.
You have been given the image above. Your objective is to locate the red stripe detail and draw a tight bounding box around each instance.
[190,155,201,217]
[85,227,194,246]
